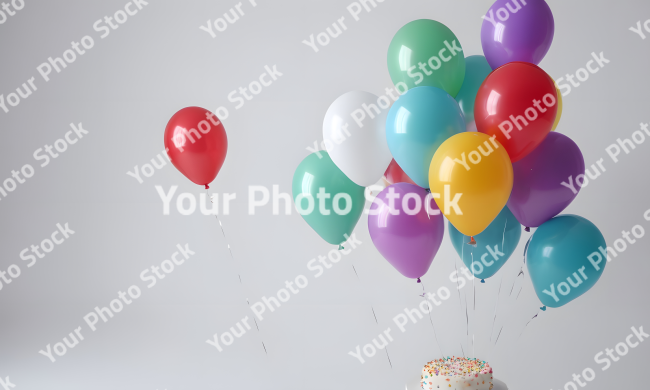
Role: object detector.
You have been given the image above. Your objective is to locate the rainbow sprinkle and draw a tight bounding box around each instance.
[423,357,493,377]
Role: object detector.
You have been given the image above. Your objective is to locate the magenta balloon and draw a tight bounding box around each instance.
[481,0,555,69]
[507,133,585,228]
[368,183,444,280]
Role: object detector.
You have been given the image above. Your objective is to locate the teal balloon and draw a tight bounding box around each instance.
[527,215,607,308]
[292,152,365,246]
[455,55,493,125]
[449,206,521,280]
[386,86,465,188]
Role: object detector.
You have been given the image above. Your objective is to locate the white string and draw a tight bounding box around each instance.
[207,188,267,354]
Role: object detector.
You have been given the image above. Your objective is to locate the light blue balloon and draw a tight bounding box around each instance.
[449,206,521,280]
[455,55,492,125]
[527,215,607,309]
[386,86,464,188]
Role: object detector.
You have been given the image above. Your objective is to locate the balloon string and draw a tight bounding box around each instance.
[492,234,534,355]
[516,308,544,342]
[494,325,504,347]
[472,252,476,358]
[486,218,509,360]
[455,240,468,355]
[419,280,444,359]
[493,305,543,362]
[206,188,268,355]
[486,274,504,362]
[350,264,394,369]
[508,236,532,298]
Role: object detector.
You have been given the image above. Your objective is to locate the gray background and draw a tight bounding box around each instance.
[1,0,650,389]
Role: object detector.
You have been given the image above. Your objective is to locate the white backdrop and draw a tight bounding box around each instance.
[1,1,650,389]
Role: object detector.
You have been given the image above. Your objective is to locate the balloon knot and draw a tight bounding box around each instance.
[540,306,547,311]
[417,278,421,283]
[481,279,485,283]
[467,236,477,247]
[525,227,531,232]
[338,244,343,251]
[205,184,210,190]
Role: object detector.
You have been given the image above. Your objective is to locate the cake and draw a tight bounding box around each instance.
[421,357,493,390]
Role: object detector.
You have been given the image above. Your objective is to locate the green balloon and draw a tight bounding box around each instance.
[292,152,365,246]
[387,19,466,97]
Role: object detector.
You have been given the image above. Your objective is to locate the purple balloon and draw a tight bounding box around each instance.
[507,133,585,228]
[481,0,555,69]
[368,183,444,280]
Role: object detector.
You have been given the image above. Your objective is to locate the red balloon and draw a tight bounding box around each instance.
[475,62,558,162]
[384,159,417,186]
[164,107,228,187]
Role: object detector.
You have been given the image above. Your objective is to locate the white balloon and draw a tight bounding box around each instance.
[363,177,389,207]
[322,91,392,187]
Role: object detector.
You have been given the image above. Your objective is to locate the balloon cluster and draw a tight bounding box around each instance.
[292,0,607,309]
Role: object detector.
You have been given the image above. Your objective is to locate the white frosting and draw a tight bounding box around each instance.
[421,357,493,390]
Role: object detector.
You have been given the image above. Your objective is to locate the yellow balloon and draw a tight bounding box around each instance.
[429,132,513,237]
[552,87,563,131]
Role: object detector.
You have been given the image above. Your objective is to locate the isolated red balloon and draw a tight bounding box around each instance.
[384,159,417,186]
[163,107,228,187]
[475,62,558,162]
